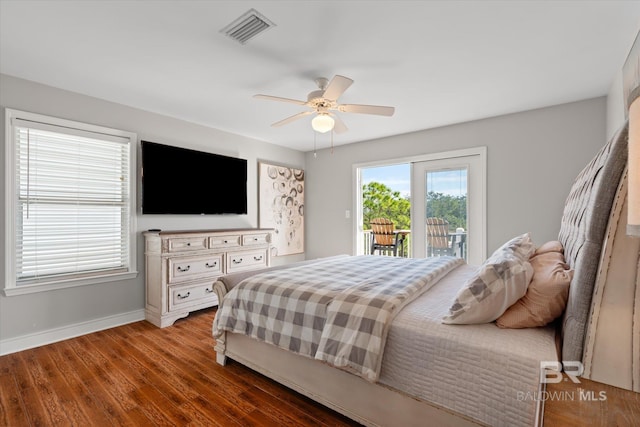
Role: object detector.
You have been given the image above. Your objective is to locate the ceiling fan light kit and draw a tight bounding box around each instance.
[254,74,395,135]
[311,114,335,133]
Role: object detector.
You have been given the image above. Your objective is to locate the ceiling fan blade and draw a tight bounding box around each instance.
[338,104,395,116]
[254,94,307,106]
[322,75,354,101]
[271,111,313,127]
[332,115,348,134]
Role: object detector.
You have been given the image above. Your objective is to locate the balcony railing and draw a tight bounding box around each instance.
[363,230,466,260]
[362,230,412,257]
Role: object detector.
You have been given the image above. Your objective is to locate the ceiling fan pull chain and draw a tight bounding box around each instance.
[331,129,334,155]
[314,131,317,158]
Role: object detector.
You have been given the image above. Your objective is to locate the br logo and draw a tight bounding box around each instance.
[540,361,583,384]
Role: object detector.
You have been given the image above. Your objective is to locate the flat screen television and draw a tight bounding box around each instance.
[141,140,247,215]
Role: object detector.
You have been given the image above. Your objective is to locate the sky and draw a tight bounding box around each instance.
[362,163,411,197]
[361,163,467,198]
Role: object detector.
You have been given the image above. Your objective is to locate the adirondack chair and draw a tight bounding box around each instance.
[370,217,401,256]
[426,217,453,257]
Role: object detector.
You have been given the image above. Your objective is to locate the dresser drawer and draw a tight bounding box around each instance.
[145,228,273,328]
[209,234,242,249]
[168,253,223,283]
[226,249,268,273]
[242,233,271,246]
[168,281,218,311]
[167,237,207,252]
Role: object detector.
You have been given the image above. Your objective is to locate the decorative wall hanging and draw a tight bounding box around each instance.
[259,162,305,256]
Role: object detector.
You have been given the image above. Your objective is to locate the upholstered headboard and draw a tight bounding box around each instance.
[558,123,629,363]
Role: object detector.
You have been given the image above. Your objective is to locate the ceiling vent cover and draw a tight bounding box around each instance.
[221,9,275,45]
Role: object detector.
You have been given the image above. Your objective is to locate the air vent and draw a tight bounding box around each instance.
[221,9,275,45]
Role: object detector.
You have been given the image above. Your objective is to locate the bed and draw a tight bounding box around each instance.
[212,123,634,427]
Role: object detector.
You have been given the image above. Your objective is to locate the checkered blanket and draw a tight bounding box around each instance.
[213,255,464,381]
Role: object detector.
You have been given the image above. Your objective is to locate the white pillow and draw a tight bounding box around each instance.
[442,233,535,324]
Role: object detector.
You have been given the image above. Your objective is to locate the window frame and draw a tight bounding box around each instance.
[3,109,138,296]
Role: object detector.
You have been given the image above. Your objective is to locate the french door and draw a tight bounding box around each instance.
[411,148,486,265]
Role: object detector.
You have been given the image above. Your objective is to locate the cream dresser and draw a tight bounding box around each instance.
[144,228,273,327]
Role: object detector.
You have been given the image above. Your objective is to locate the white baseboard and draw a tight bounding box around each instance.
[0,309,146,356]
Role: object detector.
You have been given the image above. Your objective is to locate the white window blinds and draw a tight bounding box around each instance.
[9,114,135,288]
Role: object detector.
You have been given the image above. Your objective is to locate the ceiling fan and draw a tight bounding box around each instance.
[254,75,395,134]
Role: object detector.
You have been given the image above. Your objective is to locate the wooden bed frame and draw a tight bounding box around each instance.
[213,321,484,427]
[212,126,639,426]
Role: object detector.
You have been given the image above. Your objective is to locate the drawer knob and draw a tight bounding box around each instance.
[254,255,263,261]
[233,258,243,264]
[177,292,190,300]
[223,240,228,244]
[254,237,259,241]
[205,261,217,268]
[205,288,213,294]
[186,242,191,246]
[177,265,191,272]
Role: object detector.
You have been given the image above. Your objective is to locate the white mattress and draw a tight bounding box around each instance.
[378,264,558,427]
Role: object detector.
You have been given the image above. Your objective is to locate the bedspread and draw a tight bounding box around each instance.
[213,255,464,381]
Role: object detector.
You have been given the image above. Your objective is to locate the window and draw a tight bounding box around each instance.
[4,109,137,295]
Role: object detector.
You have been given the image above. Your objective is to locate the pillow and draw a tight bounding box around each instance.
[496,241,573,329]
[534,240,564,255]
[442,233,535,324]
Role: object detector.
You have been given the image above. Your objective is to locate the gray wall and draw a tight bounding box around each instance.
[607,68,627,139]
[304,98,607,259]
[0,74,305,342]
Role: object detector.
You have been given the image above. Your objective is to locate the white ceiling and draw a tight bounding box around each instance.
[1,1,639,152]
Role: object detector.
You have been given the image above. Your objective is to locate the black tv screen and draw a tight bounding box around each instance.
[141,140,247,214]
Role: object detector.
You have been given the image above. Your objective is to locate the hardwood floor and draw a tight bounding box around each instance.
[542,373,640,426]
[0,308,362,426]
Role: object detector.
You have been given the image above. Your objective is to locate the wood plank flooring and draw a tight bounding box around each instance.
[0,308,361,426]
[543,373,640,426]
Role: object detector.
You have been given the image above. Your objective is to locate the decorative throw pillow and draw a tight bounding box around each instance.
[496,241,573,329]
[442,233,535,324]
[533,240,564,255]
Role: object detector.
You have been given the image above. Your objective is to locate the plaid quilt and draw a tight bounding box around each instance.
[213,255,464,381]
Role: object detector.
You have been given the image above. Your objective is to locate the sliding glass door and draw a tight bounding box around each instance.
[411,150,485,265]
[354,147,486,264]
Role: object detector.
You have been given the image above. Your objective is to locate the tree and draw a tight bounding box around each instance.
[362,182,411,229]
[426,191,467,230]
[362,183,466,231]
